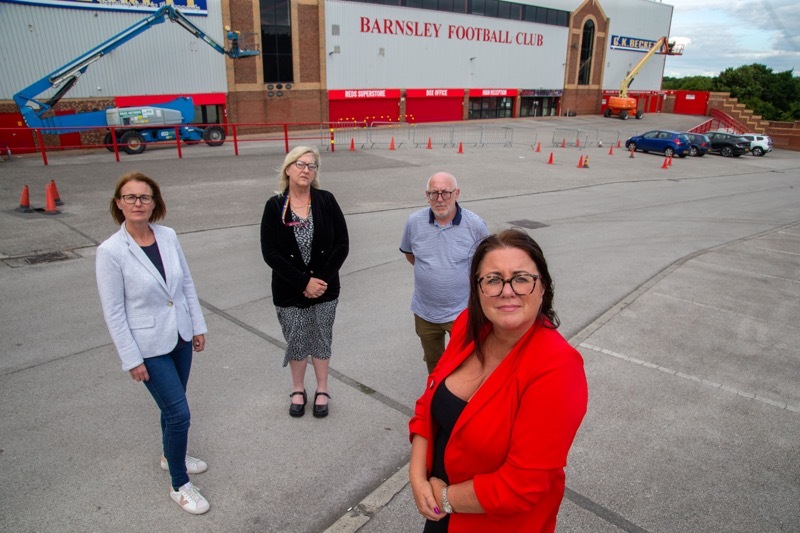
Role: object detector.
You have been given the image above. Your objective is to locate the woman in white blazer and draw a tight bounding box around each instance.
[96,171,210,515]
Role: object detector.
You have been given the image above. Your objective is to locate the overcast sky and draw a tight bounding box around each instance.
[663,0,800,78]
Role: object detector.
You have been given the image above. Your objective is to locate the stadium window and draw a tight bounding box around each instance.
[578,20,595,85]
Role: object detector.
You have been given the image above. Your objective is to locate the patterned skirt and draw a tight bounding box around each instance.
[276,299,338,367]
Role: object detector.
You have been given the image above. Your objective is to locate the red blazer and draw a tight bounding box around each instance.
[409,310,588,532]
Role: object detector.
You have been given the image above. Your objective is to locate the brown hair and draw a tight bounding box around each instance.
[465,228,559,363]
[109,171,166,225]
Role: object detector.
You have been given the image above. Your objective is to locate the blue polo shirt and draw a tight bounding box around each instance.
[400,203,489,323]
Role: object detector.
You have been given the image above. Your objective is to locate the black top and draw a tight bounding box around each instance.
[260,188,349,308]
[424,380,468,533]
[140,241,166,282]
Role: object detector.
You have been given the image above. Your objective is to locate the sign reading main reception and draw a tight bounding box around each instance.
[0,0,208,15]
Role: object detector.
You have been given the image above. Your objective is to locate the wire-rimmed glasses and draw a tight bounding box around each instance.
[477,273,539,297]
[426,189,455,201]
[120,194,153,205]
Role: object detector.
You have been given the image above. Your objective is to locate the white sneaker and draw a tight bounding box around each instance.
[170,481,210,514]
[160,454,208,474]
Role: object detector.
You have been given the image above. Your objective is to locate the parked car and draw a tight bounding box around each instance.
[740,133,773,156]
[682,132,711,157]
[624,130,691,158]
[706,132,750,157]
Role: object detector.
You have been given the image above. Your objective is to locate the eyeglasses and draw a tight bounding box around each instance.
[426,189,455,201]
[280,195,311,227]
[120,194,153,205]
[294,160,319,172]
[477,273,539,297]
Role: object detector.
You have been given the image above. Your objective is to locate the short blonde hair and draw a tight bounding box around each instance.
[278,146,321,191]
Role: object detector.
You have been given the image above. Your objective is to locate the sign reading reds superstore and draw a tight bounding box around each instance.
[360,17,544,46]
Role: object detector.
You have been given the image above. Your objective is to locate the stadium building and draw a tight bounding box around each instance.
[0,0,675,150]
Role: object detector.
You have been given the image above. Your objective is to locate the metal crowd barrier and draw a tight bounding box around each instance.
[367,122,412,148]
[514,127,538,148]
[480,127,514,147]
[552,127,580,147]
[412,125,455,147]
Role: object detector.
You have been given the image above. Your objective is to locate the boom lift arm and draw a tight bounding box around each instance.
[13,5,258,131]
[605,36,683,120]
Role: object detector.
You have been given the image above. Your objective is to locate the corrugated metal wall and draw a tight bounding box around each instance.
[0,1,227,100]
[324,0,570,90]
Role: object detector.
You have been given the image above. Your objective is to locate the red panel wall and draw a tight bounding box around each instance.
[328,90,402,124]
[668,91,710,115]
[0,112,37,154]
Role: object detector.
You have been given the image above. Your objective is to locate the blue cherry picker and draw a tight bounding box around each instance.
[13,5,258,154]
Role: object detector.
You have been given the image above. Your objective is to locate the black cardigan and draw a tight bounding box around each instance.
[260,188,349,308]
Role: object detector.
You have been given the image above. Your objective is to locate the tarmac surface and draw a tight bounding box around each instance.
[1,114,798,532]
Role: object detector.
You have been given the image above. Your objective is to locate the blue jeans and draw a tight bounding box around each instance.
[143,339,192,490]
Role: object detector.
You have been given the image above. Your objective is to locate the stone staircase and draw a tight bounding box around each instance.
[707,92,766,133]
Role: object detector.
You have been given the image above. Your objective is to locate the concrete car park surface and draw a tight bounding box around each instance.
[1,114,798,532]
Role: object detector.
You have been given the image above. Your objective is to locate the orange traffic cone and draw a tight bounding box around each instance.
[457,142,463,154]
[427,137,432,149]
[668,155,673,167]
[389,137,396,150]
[15,185,33,213]
[617,139,621,148]
[535,142,541,153]
[661,157,669,169]
[50,179,64,206]
[577,155,584,168]
[349,138,355,151]
[629,147,635,158]
[561,138,566,148]
[608,146,614,155]
[44,182,61,215]
[547,152,554,165]
[576,138,581,148]
[583,155,590,168]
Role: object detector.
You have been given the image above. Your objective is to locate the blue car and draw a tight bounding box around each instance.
[625,130,691,158]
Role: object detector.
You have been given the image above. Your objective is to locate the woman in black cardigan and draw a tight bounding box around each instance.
[260,146,349,418]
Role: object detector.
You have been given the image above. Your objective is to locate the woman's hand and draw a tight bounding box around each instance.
[192,334,205,352]
[303,277,328,299]
[410,477,443,521]
[129,363,149,383]
[429,476,446,511]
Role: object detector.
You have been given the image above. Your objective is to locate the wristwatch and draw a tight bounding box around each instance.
[442,485,454,514]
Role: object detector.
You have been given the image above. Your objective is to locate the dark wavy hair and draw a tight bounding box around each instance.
[109,171,166,225]
[465,228,559,363]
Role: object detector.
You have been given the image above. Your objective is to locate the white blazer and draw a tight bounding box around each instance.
[96,223,207,371]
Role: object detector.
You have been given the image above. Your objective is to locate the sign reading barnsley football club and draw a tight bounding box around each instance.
[0,0,208,16]
[609,35,657,52]
[360,17,544,47]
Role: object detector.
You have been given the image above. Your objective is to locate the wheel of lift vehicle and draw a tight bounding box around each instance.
[689,146,698,157]
[619,110,629,120]
[103,132,116,152]
[721,146,733,157]
[202,126,226,147]
[603,108,612,118]
[635,110,644,119]
[664,147,675,158]
[751,146,764,157]
[119,131,146,155]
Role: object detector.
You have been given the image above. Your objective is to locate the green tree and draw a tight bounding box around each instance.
[711,64,800,120]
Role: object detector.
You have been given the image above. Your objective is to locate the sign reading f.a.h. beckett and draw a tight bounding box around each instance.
[360,16,544,46]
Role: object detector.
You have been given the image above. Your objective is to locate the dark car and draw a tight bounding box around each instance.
[682,132,711,157]
[624,130,690,158]
[706,132,750,157]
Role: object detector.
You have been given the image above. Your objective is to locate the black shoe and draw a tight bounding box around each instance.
[289,390,307,418]
[313,391,331,418]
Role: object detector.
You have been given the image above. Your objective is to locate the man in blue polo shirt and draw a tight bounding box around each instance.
[400,171,489,373]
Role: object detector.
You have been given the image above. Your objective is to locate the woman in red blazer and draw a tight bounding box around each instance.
[409,229,588,532]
